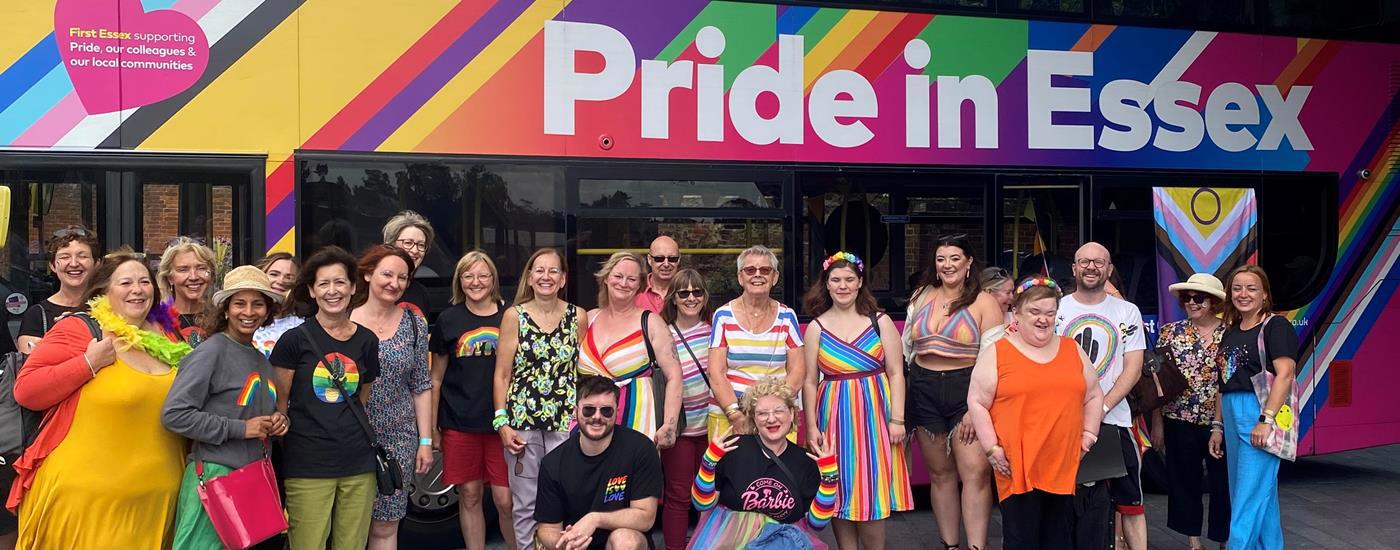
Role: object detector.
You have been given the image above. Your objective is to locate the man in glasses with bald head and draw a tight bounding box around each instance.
[636,235,681,313]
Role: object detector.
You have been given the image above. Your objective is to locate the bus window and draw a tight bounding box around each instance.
[1258,174,1337,310]
[138,170,246,279]
[905,188,989,300]
[1091,182,1157,313]
[999,178,1083,289]
[2,170,103,340]
[300,158,566,313]
[574,175,784,309]
[801,189,893,298]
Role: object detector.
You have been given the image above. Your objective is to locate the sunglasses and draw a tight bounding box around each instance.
[651,255,679,264]
[52,226,91,239]
[1180,292,1211,305]
[580,405,615,419]
[741,266,775,276]
[675,288,705,300]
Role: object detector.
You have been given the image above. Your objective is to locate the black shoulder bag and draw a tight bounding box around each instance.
[640,310,675,434]
[297,325,403,496]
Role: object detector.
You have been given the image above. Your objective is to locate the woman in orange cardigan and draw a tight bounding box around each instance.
[7,248,192,549]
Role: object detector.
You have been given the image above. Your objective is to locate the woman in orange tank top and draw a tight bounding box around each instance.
[966,278,1104,550]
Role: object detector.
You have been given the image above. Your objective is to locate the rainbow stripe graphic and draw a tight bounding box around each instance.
[312,352,360,403]
[1058,314,1122,379]
[455,326,499,357]
[237,371,276,407]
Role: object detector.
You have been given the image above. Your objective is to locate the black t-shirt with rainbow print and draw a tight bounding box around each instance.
[268,319,381,478]
[428,302,504,433]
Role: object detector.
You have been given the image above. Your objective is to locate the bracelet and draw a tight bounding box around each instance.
[82,354,97,377]
[1102,403,1111,414]
[1210,420,1224,428]
[491,414,509,431]
[985,444,1002,458]
[725,403,741,414]
[889,418,905,426]
[419,437,432,446]
[494,408,507,417]
[1210,427,1223,433]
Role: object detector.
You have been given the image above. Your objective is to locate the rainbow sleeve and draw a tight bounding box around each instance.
[691,441,727,511]
[805,455,840,530]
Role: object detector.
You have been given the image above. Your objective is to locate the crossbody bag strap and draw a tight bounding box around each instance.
[670,323,710,387]
[1256,313,1275,373]
[640,310,656,368]
[297,325,378,446]
[758,440,799,489]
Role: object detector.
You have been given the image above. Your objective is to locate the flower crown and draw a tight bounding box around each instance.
[1015,276,1060,295]
[822,251,864,273]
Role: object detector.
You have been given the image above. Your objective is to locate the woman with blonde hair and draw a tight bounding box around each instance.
[578,251,683,445]
[491,248,587,550]
[381,210,435,317]
[429,250,515,550]
[158,237,218,347]
[689,377,838,549]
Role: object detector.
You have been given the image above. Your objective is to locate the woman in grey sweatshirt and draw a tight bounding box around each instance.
[162,266,290,550]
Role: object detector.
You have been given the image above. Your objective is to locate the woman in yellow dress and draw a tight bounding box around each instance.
[7,247,193,549]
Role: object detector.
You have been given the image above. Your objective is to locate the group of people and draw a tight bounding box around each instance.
[0,214,1293,550]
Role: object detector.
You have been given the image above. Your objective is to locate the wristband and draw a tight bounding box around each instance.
[985,444,1002,458]
[889,418,905,426]
[725,403,741,414]
[83,354,97,377]
[1103,403,1110,414]
[491,414,509,431]
[419,437,432,446]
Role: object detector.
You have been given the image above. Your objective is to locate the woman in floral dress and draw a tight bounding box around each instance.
[491,248,587,550]
[351,245,434,550]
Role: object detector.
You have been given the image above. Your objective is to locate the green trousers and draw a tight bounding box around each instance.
[284,472,376,550]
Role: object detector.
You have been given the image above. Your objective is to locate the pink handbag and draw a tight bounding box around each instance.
[196,455,288,549]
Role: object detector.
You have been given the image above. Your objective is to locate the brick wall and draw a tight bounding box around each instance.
[142,184,180,256]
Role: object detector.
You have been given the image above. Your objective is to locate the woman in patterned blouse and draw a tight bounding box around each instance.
[491,248,588,550]
[1152,273,1230,550]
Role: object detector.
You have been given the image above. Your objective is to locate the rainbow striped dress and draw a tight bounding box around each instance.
[579,322,658,439]
[814,316,914,521]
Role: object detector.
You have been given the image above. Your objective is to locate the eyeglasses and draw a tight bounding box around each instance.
[741,266,775,277]
[754,407,791,421]
[460,273,494,283]
[651,255,679,264]
[1180,292,1211,305]
[580,405,615,419]
[531,267,563,277]
[52,226,91,239]
[395,239,428,252]
[1075,258,1108,269]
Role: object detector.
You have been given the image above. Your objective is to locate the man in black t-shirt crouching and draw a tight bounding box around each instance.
[535,375,662,550]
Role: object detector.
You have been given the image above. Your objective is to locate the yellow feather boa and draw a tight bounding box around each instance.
[86,297,193,368]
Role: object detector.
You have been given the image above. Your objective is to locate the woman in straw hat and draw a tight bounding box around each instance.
[1153,273,1230,550]
[162,265,290,549]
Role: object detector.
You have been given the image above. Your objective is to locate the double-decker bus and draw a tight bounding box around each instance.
[3,0,1398,544]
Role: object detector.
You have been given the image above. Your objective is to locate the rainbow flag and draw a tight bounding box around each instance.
[1153,187,1258,326]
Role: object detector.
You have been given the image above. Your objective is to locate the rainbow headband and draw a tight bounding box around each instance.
[822,251,864,273]
[1016,277,1060,295]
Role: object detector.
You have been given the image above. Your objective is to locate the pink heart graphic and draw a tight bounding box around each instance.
[54,0,210,115]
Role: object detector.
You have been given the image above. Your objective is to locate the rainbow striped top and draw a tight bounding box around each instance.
[580,323,657,438]
[671,321,713,438]
[709,303,803,398]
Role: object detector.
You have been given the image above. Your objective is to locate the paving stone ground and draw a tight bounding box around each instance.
[466,444,1400,549]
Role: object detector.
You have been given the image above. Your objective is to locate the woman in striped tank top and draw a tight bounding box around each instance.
[801,252,914,550]
[658,268,717,550]
[708,246,807,437]
[902,235,1008,550]
[578,251,683,446]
